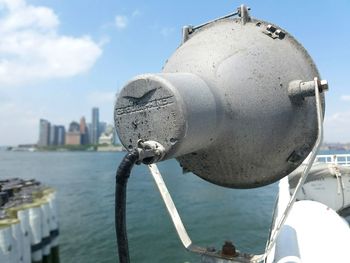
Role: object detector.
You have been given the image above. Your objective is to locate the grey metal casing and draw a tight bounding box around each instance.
[115,16,324,188]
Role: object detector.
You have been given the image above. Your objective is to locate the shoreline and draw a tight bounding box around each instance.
[2,145,125,152]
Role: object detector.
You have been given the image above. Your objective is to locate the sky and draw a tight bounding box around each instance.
[0,0,349,146]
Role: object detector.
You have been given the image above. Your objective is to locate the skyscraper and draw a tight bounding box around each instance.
[49,125,59,145]
[38,119,50,146]
[56,125,65,145]
[91,107,99,144]
[87,123,92,141]
[65,121,81,145]
[80,116,89,145]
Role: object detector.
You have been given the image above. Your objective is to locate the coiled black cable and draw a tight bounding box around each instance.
[115,151,139,263]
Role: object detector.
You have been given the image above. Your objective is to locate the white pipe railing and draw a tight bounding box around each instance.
[314,154,350,166]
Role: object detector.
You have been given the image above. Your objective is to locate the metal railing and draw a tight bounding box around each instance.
[315,154,350,166]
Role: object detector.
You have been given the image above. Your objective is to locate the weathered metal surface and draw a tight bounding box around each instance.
[115,73,218,160]
[115,7,325,188]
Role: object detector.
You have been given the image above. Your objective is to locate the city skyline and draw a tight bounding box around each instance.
[37,107,114,147]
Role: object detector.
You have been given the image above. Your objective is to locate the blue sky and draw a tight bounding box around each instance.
[0,0,349,145]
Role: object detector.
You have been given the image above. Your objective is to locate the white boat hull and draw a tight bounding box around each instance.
[268,174,350,263]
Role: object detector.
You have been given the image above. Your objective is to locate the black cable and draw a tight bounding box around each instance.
[115,150,139,263]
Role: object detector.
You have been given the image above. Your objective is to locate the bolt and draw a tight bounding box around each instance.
[319,79,329,92]
[275,29,285,39]
[221,241,236,257]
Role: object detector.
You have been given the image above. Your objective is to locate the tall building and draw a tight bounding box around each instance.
[68,121,80,132]
[80,117,86,134]
[91,107,99,144]
[87,123,92,141]
[56,125,65,145]
[65,121,81,145]
[80,116,89,145]
[38,119,50,146]
[49,125,59,145]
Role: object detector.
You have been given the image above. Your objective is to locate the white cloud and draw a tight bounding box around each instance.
[0,0,24,11]
[0,0,102,86]
[131,9,141,18]
[115,15,128,29]
[324,111,350,142]
[97,35,110,46]
[114,10,140,30]
[341,95,350,102]
[160,27,175,37]
[0,2,59,32]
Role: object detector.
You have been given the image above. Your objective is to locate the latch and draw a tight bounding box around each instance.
[263,24,286,39]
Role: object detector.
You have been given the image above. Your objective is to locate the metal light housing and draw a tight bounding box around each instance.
[114,6,325,188]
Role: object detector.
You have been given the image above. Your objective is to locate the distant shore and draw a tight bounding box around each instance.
[1,144,125,152]
[320,143,350,151]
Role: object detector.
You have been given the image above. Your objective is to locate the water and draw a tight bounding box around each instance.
[0,151,279,262]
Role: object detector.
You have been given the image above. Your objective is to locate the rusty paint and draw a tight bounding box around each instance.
[221,241,237,257]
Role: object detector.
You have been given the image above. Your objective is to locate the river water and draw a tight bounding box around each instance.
[0,150,345,262]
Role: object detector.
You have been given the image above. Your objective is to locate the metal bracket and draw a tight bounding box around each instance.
[238,4,251,25]
[148,164,261,262]
[288,79,328,100]
[262,24,285,40]
[136,140,165,164]
[182,5,251,43]
[147,77,325,263]
[263,77,325,259]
